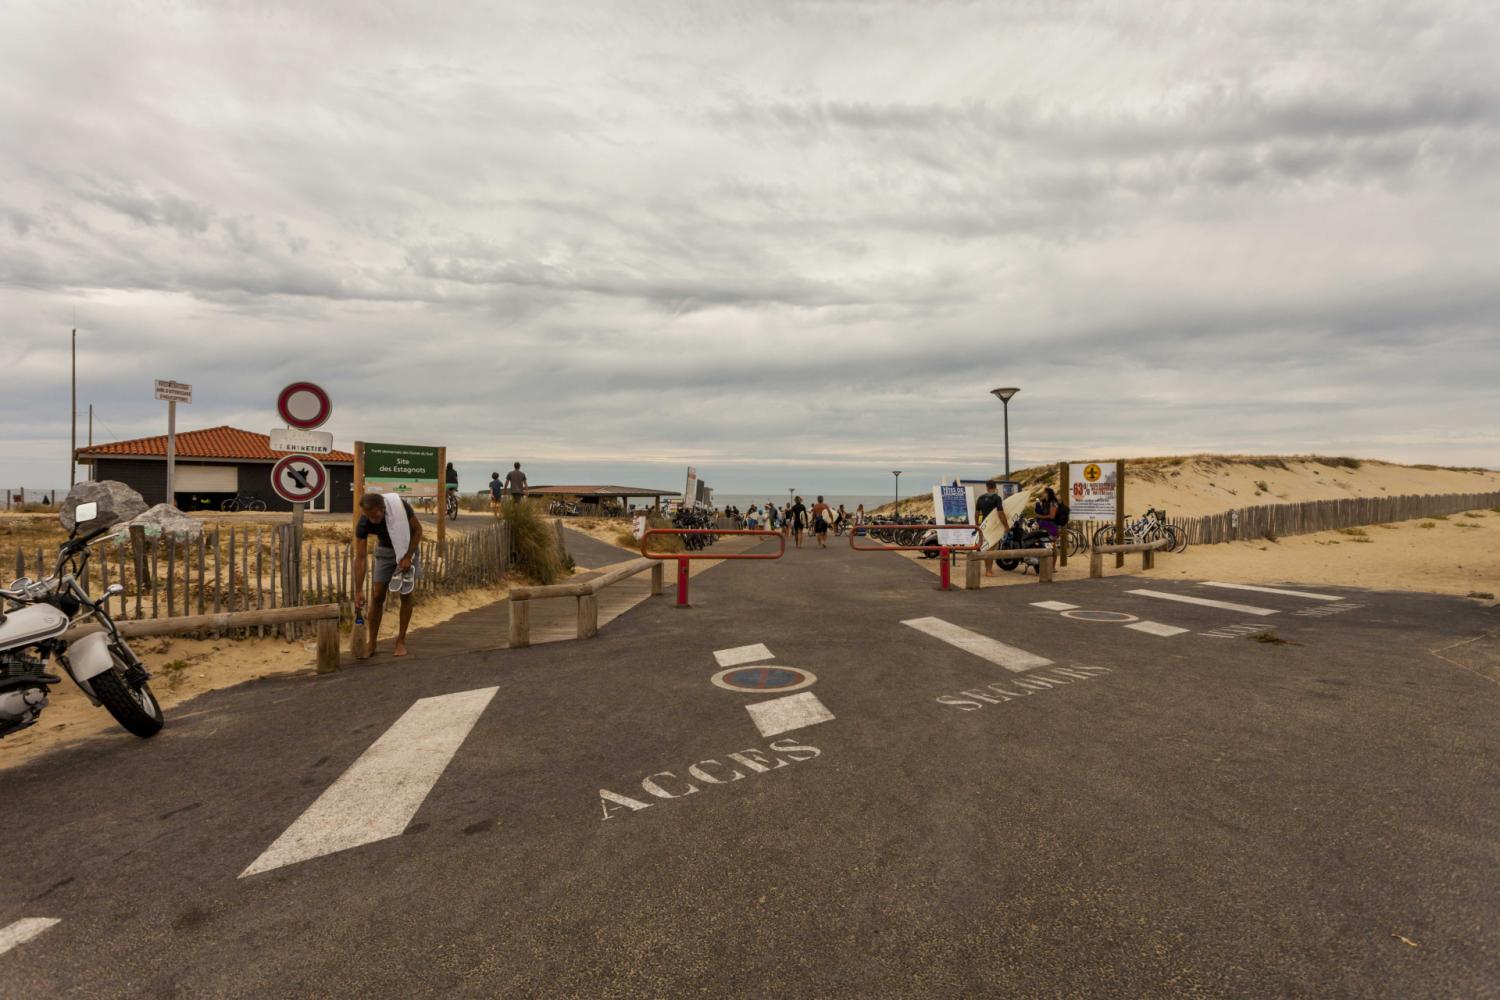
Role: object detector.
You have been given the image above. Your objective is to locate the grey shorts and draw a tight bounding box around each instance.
[373,547,421,585]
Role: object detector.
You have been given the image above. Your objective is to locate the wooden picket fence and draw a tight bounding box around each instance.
[1067,490,1500,548]
[7,522,512,637]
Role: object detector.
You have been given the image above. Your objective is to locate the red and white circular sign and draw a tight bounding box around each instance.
[270,453,328,504]
[276,382,332,430]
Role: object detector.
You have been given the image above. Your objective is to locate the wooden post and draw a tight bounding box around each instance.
[1114,460,1126,570]
[1090,549,1103,579]
[1057,462,1069,569]
[1142,546,1155,571]
[577,593,599,639]
[352,441,365,535]
[436,446,447,559]
[965,552,982,590]
[1039,551,1054,583]
[508,597,531,648]
[315,618,340,674]
[650,561,664,596]
[290,501,305,612]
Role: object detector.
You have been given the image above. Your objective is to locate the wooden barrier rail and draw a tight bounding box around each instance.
[508,558,665,648]
[963,548,1056,588]
[1089,538,1170,578]
[62,603,343,674]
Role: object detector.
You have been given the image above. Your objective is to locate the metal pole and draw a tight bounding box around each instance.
[70,329,76,487]
[1003,399,1011,480]
[88,404,93,446]
[166,399,176,507]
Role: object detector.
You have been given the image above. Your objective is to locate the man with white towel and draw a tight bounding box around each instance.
[353,491,423,658]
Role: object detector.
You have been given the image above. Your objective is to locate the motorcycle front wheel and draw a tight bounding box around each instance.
[90,653,164,738]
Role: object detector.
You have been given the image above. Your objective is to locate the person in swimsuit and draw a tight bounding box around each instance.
[811,496,832,548]
[789,496,808,549]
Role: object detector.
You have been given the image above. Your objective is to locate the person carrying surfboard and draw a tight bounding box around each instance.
[975,480,1005,578]
[811,496,833,548]
[789,496,809,549]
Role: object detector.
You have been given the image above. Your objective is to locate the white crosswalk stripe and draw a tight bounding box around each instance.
[901,617,1053,672]
[745,692,835,738]
[0,918,60,957]
[713,643,774,667]
[1030,601,1079,611]
[1126,589,1280,617]
[1200,582,1340,601]
[240,686,498,878]
[1125,621,1190,637]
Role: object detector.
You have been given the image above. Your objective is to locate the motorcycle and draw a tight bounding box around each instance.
[0,501,165,740]
[996,513,1054,572]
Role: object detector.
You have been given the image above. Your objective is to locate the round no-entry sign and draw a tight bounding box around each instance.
[277,382,332,430]
[271,453,328,504]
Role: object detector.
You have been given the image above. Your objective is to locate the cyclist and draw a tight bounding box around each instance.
[445,462,460,519]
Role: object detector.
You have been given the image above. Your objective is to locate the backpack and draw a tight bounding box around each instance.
[1055,502,1070,526]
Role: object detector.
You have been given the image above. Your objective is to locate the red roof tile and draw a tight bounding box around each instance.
[76,425,354,463]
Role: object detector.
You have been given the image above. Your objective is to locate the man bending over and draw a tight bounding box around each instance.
[353,491,423,657]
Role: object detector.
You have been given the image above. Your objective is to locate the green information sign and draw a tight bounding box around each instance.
[363,442,440,497]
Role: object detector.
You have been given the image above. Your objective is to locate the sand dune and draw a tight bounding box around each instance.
[874,455,1500,521]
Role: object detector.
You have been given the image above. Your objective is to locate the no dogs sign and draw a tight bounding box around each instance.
[271,453,328,504]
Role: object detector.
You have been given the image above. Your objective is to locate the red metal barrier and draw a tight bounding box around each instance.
[849,523,980,590]
[640,529,786,606]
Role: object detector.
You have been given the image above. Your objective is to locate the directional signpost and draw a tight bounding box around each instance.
[154,379,192,507]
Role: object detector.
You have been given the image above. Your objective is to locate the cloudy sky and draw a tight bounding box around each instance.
[3,0,1497,494]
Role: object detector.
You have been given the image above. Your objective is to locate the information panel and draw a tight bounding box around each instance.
[933,484,976,546]
[363,443,441,497]
[1069,462,1118,519]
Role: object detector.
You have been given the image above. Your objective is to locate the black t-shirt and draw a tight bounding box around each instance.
[356,499,415,550]
[976,492,1003,520]
[791,502,807,527]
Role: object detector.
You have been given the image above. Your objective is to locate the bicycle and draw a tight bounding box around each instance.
[446,489,460,520]
[1092,508,1186,553]
[220,493,267,513]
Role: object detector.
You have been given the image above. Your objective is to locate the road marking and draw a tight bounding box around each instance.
[714,643,774,667]
[1125,621,1190,637]
[901,617,1053,672]
[1030,601,1079,611]
[1126,590,1280,617]
[240,686,498,878]
[745,692,835,738]
[1201,582,1340,601]
[0,918,59,956]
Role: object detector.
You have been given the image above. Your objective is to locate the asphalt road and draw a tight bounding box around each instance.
[2,535,1496,998]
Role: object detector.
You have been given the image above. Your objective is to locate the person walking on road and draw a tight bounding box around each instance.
[489,472,504,513]
[976,480,1005,578]
[353,492,423,658]
[789,496,808,549]
[811,496,832,549]
[834,504,848,535]
[504,462,528,501]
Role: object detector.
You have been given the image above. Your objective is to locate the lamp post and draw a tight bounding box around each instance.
[990,387,1019,480]
[892,470,902,515]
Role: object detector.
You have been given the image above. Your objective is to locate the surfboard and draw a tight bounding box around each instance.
[978,508,1006,550]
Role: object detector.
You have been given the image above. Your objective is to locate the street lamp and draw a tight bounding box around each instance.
[892,470,902,515]
[990,387,1019,480]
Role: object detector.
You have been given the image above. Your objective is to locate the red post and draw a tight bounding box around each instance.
[676,557,690,607]
[939,548,951,590]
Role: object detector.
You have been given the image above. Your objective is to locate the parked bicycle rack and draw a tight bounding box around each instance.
[640,529,786,607]
[849,523,980,591]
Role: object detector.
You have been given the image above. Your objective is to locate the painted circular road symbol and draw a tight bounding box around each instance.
[270,453,328,504]
[1060,610,1138,623]
[277,381,332,430]
[711,666,818,693]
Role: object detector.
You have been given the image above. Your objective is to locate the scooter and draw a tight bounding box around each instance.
[0,501,165,739]
[997,513,1054,572]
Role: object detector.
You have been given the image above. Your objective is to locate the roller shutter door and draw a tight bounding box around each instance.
[175,465,239,492]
